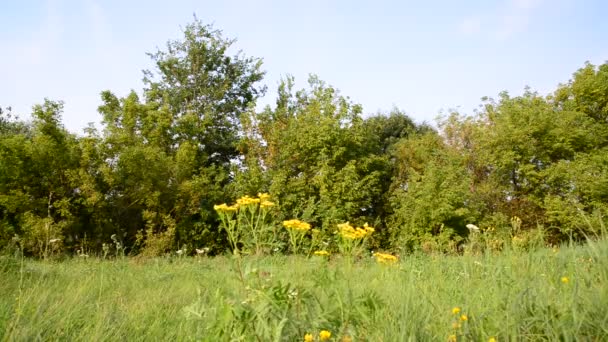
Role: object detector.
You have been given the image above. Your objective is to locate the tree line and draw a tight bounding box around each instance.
[2,19,607,257]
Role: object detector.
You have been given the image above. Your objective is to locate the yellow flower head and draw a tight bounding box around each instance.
[452,307,461,315]
[304,333,314,342]
[260,200,275,208]
[374,252,398,264]
[448,334,457,342]
[213,203,238,213]
[460,314,468,321]
[257,192,271,201]
[488,337,497,342]
[236,195,260,206]
[283,219,312,231]
[314,250,330,257]
[338,222,373,240]
[561,276,569,284]
[319,330,331,341]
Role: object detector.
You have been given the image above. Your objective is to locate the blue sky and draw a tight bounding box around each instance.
[1,0,607,133]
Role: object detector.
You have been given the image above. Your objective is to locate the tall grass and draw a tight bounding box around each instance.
[1,239,607,341]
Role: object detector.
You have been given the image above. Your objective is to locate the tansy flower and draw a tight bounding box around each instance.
[452,307,461,315]
[320,330,331,341]
[304,333,314,342]
[374,252,398,264]
[283,219,312,231]
[236,195,260,206]
[257,192,271,201]
[260,200,275,208]
[561,276,569,284]
[460,314,468,321]
[213,203,238,212]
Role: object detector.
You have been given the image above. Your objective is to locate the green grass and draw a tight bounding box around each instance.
[1,240,607,341]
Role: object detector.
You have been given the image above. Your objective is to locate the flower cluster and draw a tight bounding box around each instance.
[214,193,275,213]
[374,252,398,264]
[337,222,374,240]
[213,203,238,213]
[236,195,261,206]
[314,250,330,257]
[304,330,331,341]
[283,219,312,231]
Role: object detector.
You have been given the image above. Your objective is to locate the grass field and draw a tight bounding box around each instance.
[1,240,607,341]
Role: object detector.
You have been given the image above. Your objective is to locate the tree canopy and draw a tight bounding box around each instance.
[2,18,607,257]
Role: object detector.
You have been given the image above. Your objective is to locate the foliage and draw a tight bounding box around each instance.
[2,17,608,256]
[1,238,607,340]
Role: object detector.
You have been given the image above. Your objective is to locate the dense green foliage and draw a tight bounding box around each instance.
[2,239,607,340]
[1,18,608,257]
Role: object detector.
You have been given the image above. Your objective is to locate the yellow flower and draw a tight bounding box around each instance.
[452,307,461,315]
[314,250,330,257]
[213,203,238,213]
[561,276,569,284]
[260,200,275,208]
[257,192,271,201]
[337,222,373,240]
[448,334,457,342]
[283,219,312,231]
[319,330,331,341]
[488,337,497,342]
[374,252,398,264]
[452,322,461,329]
[304,333,314,342]
[460,314,468,321]
[236,195,260,206]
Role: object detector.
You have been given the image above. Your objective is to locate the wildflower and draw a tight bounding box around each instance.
[283,219,312,231]
[452,322,462,329]
[257,192,271,201]
[214,203,238,213]
[561,276,569,284]
[374,252,398,264]
[319,330,331,341]
[460,314,468,321]
[338,222,373,240]
[304,333,314,342]
[314,250,330,257]
[448,334,457,342]
[195,247,210,255]
[488,337,497,342]
[260,200,275,208]
[466,224,480,232]
[452,307,461,315]
[236,195,261,206]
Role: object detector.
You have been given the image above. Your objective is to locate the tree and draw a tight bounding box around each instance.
[94,19,266,254]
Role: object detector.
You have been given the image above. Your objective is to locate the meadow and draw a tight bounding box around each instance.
[1,238,607,341]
